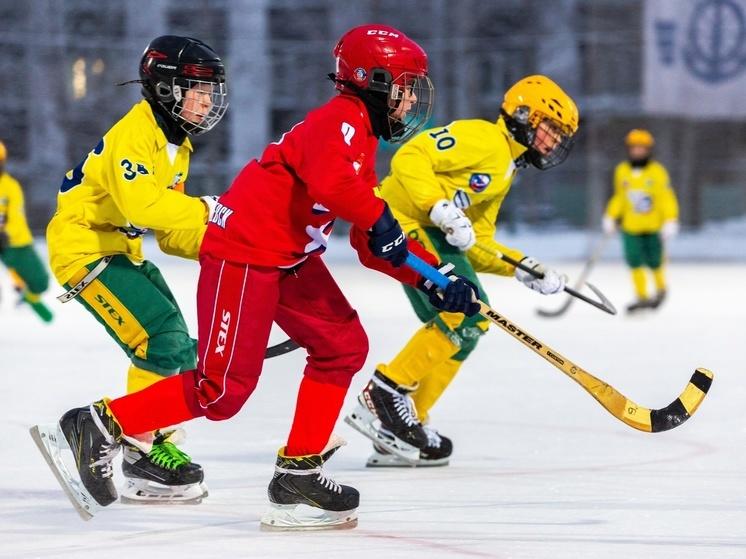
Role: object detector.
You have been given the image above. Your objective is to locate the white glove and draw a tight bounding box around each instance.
[429,199,476,251]
[201,195,219,223]
[514,256,567,295]
[661,220,679,241]
[602,215,617,235]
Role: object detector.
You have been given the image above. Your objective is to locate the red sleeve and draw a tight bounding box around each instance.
[349,225,439,287]
[296,108,384,231]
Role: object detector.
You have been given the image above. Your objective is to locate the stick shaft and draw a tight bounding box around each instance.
[404,253,711,432]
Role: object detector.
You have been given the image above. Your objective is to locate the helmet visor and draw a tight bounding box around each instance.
[172,78,229,135]
[386,73,434,144]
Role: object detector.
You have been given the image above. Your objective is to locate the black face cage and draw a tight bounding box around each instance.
[170,77,229,136]
[385,73,434,144]
[502,108,575,171]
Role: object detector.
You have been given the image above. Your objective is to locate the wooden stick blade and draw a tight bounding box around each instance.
[649,368,714,433]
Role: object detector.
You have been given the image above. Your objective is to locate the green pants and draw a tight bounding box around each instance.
[622,232,663,269]
[404,227,489,361]
[64,255,196,376]
[0,244,50,294]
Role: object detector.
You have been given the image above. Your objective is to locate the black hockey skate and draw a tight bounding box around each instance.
[650,289,667,309]
[345,371,428,462]
[626,298,654,313]
[261,439,358,530]
[121,429,207,505]
[30,399,122,520]
[367,425,453,468]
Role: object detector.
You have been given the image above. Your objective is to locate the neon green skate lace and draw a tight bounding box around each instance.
[148,441,192,471]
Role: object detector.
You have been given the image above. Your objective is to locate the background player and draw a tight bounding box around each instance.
[602,129,679,312]
[0,141,53,322]
[44,35,228,503]
[32,24,480,530]
[347,75,579,467]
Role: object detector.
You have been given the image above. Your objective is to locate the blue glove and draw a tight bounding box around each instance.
[419,263,481,316]
[368,204,408,267]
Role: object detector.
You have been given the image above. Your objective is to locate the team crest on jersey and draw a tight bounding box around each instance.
[468,173,491,193]
[354,67,367,81]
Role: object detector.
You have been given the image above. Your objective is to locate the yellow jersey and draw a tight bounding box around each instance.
[47,100,208,284]
[604,160,679,234]
[380,118,526,275]
[0,172,34,247]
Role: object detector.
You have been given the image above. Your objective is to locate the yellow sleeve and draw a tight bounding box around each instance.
[155,226,205,260]
[466,196,524,276]
[604,165,624,219]
[153,181,205,259]
[106,129,207,231]
[390,123,492,213]
[657,165,679,221]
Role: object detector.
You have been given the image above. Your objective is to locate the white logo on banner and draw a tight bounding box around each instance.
[644,0,746,117]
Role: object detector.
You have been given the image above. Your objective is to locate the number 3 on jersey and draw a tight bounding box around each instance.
[120,159,150,181]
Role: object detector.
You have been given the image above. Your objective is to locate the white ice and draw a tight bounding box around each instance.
[0,240,744,559]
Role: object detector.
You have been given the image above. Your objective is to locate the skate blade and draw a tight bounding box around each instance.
[29,424,100,521]
[260,503,358,531]
[120,478,206,505]
[344,405,420,464]
[366,451,449,468]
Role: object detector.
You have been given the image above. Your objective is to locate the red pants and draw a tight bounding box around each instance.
[109,255,368,455]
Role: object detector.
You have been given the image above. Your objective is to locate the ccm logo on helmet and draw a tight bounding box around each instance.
[366,30,400,38]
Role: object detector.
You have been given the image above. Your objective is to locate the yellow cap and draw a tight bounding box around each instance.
[625,129,654,147]
[0,141,6,161]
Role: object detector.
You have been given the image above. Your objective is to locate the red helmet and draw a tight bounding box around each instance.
[332,24,434,143]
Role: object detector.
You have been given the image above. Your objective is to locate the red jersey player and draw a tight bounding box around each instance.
[31,25,481,529]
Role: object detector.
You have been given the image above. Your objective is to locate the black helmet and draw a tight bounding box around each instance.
[139,35,228,136]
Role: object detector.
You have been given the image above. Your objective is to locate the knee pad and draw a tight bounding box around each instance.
[345,321,369,373]
[306,317,368,387]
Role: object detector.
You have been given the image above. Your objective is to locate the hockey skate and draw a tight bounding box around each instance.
[366,425,453,468]
[345,371,427,464]
[120,429,208,505]
[30,399,122,520]
[626,298,654,313]
[260,437,358,531]
[650,289,667,309]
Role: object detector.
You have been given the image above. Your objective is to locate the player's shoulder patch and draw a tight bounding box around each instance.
[468,173,492,193]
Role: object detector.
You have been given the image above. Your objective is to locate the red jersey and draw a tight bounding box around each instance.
[201,93,435,286]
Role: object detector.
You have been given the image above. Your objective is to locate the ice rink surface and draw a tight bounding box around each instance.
[1,243,744,559]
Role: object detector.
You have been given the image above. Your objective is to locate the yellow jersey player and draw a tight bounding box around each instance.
[46,35,228,503]
[346,75,579,466]
[602,129,679,312]
[0,141,53,322]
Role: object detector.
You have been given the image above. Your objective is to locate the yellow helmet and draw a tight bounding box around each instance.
[625,129,654,148]
[0,141,6,161]
[501,75,579,170]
